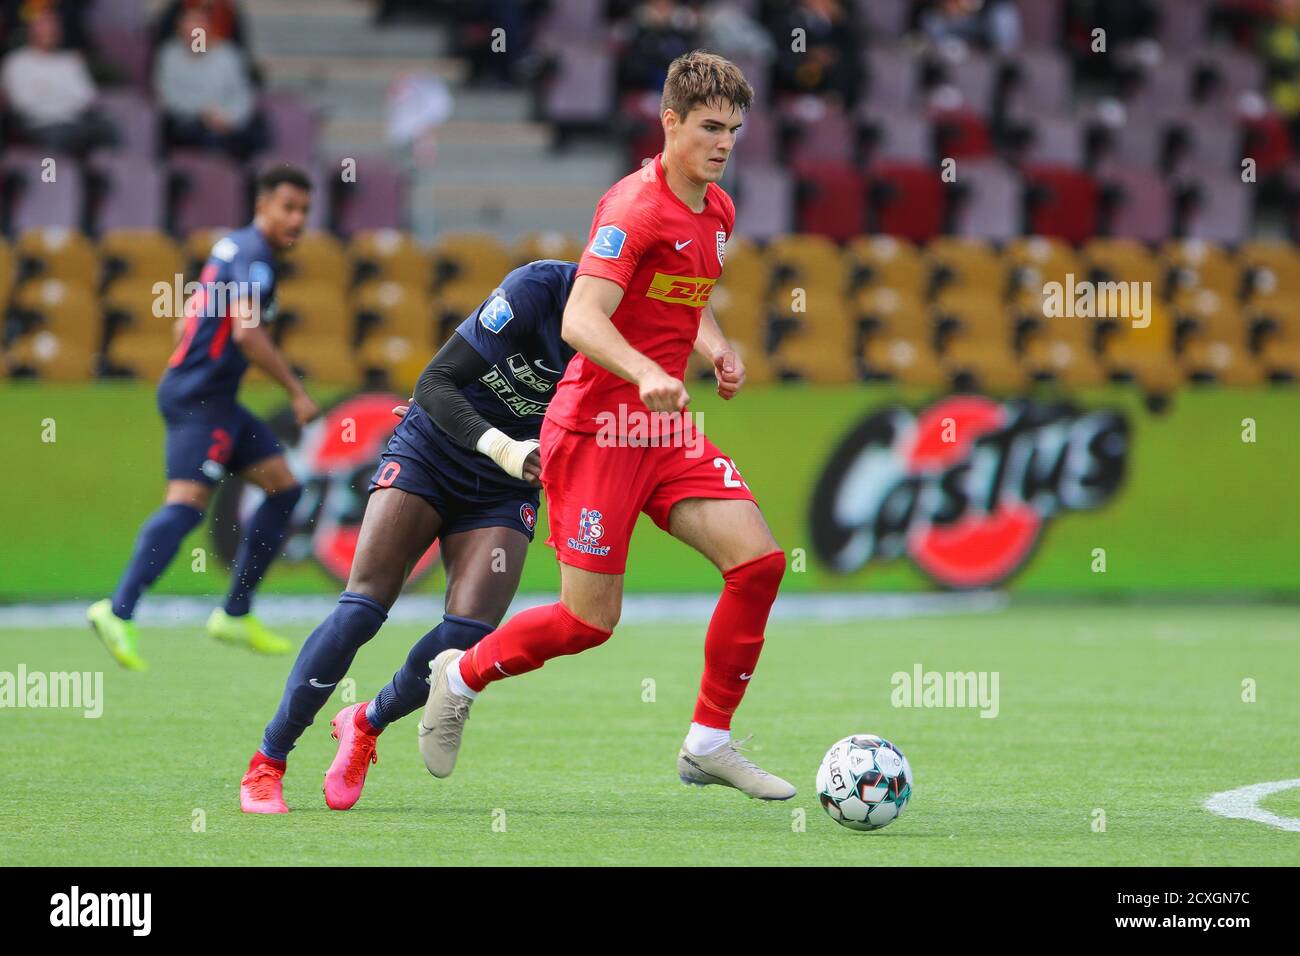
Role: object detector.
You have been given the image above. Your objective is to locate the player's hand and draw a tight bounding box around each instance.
[639,367,689,413]
[713,348,745,400]
[292,392,321,426]
[521,448,542,487]
[392,397,414,419]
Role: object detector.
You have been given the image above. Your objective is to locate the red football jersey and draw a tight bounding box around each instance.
[545,153,735,433]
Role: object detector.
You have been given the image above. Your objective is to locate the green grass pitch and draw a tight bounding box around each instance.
[2,603,1297,866]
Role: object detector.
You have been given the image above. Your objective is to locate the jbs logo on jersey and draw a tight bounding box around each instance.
[478,295,514,333]
[506,354,553,393]
[480,366,548,417]
[645,273,716,305]
[589,225,627,259]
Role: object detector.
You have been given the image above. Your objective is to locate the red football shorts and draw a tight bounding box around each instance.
[539,416,758,574]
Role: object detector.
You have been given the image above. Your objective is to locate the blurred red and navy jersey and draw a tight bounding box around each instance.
[159,225,278,409]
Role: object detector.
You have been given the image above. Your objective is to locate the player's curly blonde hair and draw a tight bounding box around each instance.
[660,50,753,121]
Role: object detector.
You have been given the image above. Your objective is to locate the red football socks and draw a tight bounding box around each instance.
[458,601,612,692]
[693,550,786,729]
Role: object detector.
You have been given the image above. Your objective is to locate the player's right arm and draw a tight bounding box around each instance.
[229,301,319,426]
[561,275,688,413]
[412,332,540,486]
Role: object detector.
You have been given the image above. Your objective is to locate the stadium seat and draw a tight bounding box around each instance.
[1238,241,1300,308]
[782,98,857,166]
[770,298,859,385]
[274,282,358,383]
[792,161,866,242]
[95,90,158,157]
[1083,238,1165,291]
[925,238,1007,299]
[257,93,321,169]
[1004,48,1073,119]
[867,161,945,243]
[1160,239,1240,309]
[0,238,12,313]
[100,230,184,295]
[11,279,102,354]
[349,230,431,290]
[1022,165,1100,244]
[1100,300,1180,392]
[431,233,513,293]
[89,152,167,233]
[861,43,921,113]
[734,164,795,241]
[103,279,179,380]
[845,236,926,296]
[949,159,1021,241]
[538,39,615,129]
[167,151,247,236]
[860,109,931,164]
[1178,300,1265,386]
[512,232,585,269]
[2,150,85,234]
[1175,171,1253,244]
[1096,165,1172,243]
[354,279,433,347]
[333,155,408,237]
[1004,236,1082,310]
[278,231,348,289]
[14,229,100,289]
[766,234,848,307]
[1250,294,1300,380]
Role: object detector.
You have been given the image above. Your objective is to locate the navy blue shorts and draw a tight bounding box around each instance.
[161,402,283,485]
[367,414,540,541]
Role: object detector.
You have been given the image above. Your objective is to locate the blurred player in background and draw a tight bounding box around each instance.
[240,259,577,813]
[87,165,320,671]
[418,51,797,801]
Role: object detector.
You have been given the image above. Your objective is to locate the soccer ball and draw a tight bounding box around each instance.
[816,734,912,831]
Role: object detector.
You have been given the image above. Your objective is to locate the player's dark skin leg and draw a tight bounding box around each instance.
[440,525,531,625]
[346,487,444,611]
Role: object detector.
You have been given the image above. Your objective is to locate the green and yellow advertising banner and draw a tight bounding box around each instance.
[2,383,1296,599]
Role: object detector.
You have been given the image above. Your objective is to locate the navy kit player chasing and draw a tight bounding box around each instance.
[240,259,577,813]
[87,166,321,670]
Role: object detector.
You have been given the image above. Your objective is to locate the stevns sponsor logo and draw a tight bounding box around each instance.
[645,272,716,305]
[810,396,1128,589]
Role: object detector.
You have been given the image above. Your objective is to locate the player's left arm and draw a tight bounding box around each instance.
[229,297,320,426]
[694,303,744,400]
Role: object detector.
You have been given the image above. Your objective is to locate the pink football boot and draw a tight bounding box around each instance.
[323,703,380,810]
[241,759,289,814]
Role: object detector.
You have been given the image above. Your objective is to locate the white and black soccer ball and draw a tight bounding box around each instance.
[816,734,913,831]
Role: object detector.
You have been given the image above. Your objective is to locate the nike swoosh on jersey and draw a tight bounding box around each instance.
[675,239,693,250]
[534,359,562,374]
[308,678,336,688]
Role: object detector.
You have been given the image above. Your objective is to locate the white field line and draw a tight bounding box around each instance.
[1204,779,1300,832]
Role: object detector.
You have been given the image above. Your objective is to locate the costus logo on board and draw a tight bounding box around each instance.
[809,396,1128,588]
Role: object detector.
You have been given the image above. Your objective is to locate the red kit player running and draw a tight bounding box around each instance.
[418,50,795,800]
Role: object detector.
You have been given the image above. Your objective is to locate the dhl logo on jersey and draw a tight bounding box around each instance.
[645,273,716,306]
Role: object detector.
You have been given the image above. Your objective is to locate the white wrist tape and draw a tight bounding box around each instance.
[475,427,539,479]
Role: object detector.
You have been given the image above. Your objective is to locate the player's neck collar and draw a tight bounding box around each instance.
[657,154,708,216]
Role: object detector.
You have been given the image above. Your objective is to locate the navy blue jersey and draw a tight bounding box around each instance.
[158,224,279,409]
[456,258,578,438]
[392,259,577,497]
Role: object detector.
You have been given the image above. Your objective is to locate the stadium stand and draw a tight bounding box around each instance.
[0,0,1297,398]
